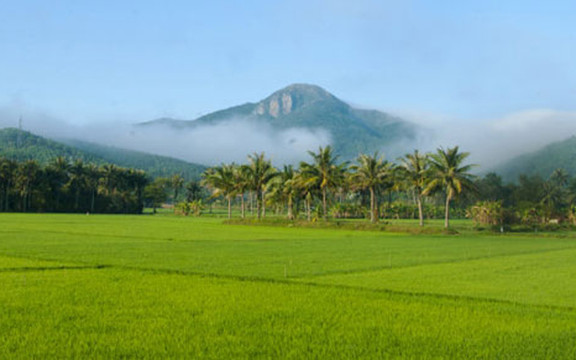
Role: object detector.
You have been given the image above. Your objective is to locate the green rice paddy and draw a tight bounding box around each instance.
[1,213,575,358]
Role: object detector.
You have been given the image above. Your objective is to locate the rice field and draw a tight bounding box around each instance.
[1,213,575,358]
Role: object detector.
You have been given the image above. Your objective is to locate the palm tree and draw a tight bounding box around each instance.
[293,170,316,221]
[185,180,203,202]
[202,164,236,219]
[0,157,16,212]
[268,165,297,220]
[67,159,86,211]
[232,165,250,219]
[242,153,277,219]
[299,146,347,220]
[424,146,476,228]
[170,174,185,209]
[84,164,100,213]
[47,156,70,211]
[350,153,393,223]
[399,150,429,226]
[15,160,41,212]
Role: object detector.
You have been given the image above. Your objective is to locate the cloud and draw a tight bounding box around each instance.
[0,104,332,166]
[2,102,576,172]
[400,108,576,172]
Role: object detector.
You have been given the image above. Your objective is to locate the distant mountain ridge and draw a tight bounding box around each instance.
[0,128,205,179]
[491,135,576,182]
[139,84,419,159]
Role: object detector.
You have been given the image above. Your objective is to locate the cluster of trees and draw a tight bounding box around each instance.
[5,145,575,229]
[0,156,148,213]
[471,168,576,227]
[201,146,476,228]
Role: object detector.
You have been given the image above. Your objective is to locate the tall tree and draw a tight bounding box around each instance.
[232,165,249,219]
[299,146,347,220]
[242,153,277,219]
[67,159,86,211]
[424,146,476,228]
[202,164,237,219]
[350,153,393,223]
[15,160,41,212]
[268,165,297,220]
[399,150,429,226]
[0,157,16,211]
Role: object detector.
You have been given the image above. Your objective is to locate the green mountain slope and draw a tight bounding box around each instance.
[139,84,418,159]
[492,135,576,182]
[0,128,205,179]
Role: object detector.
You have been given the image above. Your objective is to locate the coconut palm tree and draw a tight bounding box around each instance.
[84,164,100,213]
[202,164,237,219]
[267,165,298,220]
[0,157,17,211]
[424,146,475,228]
[67,159,86,211]
[399,150,429,226]
[15,160,41,212]
[350,153,394,223]
[242,153,277,219]
[232,164,250,219]
[299,146,347,220]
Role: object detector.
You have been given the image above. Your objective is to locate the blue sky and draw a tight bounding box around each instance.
[1,0,576,124]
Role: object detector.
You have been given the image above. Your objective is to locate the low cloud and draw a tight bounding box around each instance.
[397,109,576,172]
[0,105,332,166]
[2,103,576,171]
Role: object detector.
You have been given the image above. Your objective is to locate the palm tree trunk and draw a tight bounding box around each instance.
[227,196,232,219]
[75,188,80,212]
[262,191,266,218]
[306,195,311,222]
[369,186,376,223]
[287,196,294,220]
[256,190,262,219]
[91,189,96,213]
[417,193,424,226]
[444,194,451,229]
[322,187,327,220]
[241,193,245,219]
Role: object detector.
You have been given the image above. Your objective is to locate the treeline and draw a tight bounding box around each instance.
[192,145,576,229]
[471,169,576,228]
[0,157,148,213]
[197,146,475,228]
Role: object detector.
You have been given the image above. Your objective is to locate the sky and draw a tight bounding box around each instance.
[1,0,576,166]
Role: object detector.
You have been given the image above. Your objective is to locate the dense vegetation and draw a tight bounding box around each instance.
[0,157,147,213]
[1,214,575,358]
[195,145,576,231]
[0,128,206,179]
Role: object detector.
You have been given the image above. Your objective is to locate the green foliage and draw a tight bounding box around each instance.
[175,200,205,216]
[0,156,147,213]
[468,201,504,226]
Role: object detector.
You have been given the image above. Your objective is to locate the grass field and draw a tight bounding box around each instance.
[1,213,576,358]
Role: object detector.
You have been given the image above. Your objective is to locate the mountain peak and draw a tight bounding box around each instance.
[254,83,343,118]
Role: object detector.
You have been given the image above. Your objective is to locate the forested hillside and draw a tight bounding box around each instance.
[0,128,205,179]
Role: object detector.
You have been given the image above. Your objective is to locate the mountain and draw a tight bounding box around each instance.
[492,135,576,182]
[0,128,206,179]
[139,84,419,159]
